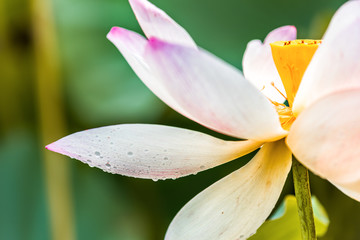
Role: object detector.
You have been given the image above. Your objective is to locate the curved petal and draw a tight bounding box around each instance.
[332,180,360,202]
[145,38,287,141]
[46,124,262,180]
[293,1,360,115]
[243,26,297,103]
[318,0,360,37]
[129,0,196,48]
[263,25,297,45]
[107,27,189,114]
[287,89,360,184]
[165,140,292,240]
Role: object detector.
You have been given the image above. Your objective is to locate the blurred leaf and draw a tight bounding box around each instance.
[249,195,329,240]
[73,165,152,240]
[0,129,50,240]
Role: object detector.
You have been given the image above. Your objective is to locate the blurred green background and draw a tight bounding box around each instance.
[1,0,359,239]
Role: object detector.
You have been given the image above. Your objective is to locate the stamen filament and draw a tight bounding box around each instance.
[270,81,287,100]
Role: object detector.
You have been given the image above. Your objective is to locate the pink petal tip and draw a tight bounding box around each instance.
[45,142,58,152]
[106,26,124,40]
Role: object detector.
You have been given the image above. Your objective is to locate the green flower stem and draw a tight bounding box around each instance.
[292,158,317,240]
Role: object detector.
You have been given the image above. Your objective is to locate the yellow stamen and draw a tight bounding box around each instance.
[271,103,295,131]
[270,40,321,106]
[270,81,287,100]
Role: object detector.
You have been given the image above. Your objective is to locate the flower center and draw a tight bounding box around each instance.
[270,40,321,107]
[270,40,321,130]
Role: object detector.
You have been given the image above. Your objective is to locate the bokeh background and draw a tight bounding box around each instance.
[1,0,359,239]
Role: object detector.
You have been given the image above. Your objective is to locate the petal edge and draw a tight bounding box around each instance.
[46,124,263,180]
[165,141,292,240]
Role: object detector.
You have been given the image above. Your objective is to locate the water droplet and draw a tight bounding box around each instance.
[200,165,205,170]
[105,163,111,168]
[163,149,167,152]
[110,142,114,145]
[127,151,133,156]
[164,157,168,160]
[152,178,158,182]
[95,151,101,156]
[87,160,92,163]
[144,149,149,152]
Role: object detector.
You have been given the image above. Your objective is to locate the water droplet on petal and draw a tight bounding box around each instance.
[200,165,205,170]
[105,163,111,168]
[152,178,158,182]
[95,151,101,156]
[164,157,168,160]
[127,151,133,156]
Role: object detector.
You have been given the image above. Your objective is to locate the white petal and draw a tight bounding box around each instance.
[145,38,287,141]
[243,26,296,103]
[332,180,360,202]
[165,141,292,240]
[263,25,297,45]
[46,124,262,180]
[318,0,360,37]
[129,0,196,48]
[107,27,186,114]
[287,89,360,184]
[293,1,360,115]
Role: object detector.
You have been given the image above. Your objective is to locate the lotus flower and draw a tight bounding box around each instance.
[46,0,360,239]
